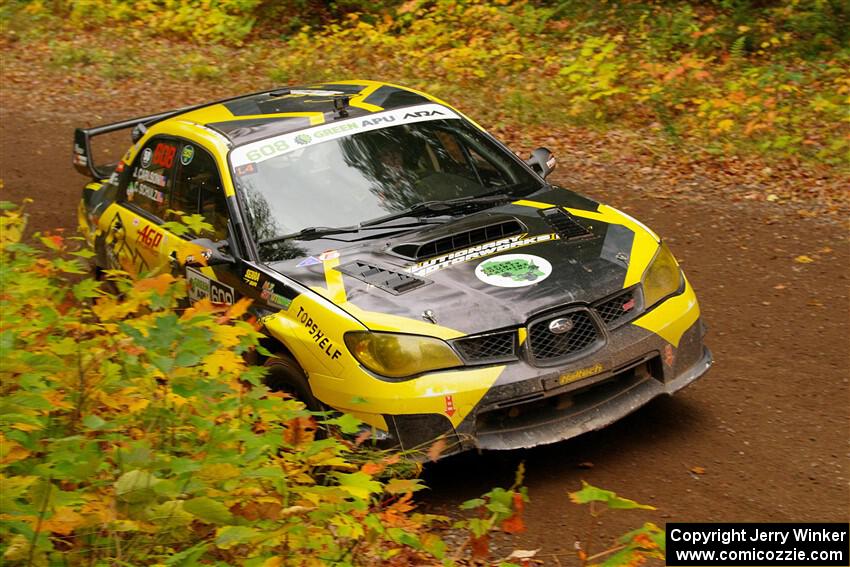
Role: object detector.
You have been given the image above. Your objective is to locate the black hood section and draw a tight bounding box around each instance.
[389,216,525,261]
[268,186,635,335]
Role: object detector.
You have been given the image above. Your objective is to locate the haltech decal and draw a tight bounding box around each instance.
[559,363,603,386]
[407,233,558,276]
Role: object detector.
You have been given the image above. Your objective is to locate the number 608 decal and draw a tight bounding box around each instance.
[152,143,176,169]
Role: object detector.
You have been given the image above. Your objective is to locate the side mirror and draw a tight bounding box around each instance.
[186,238,234,267]
[525,147,556,179]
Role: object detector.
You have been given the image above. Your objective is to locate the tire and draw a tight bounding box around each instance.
[263,354,324,413]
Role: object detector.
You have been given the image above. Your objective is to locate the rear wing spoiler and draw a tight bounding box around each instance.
[72,87,292,179]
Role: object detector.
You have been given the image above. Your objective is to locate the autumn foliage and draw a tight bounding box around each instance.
[0,202,532,565]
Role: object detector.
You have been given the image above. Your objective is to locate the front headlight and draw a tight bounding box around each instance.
[344,331,463,379]
[642,242,684,308]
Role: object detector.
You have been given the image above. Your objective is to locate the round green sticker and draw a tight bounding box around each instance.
[181,145,194,166]
[475,254,552,288]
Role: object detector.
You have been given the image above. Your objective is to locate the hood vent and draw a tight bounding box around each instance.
[540,207,590,240]
[391,220,524,261]
[336,261,430,295]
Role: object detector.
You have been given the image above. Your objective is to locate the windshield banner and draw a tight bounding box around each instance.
[230,103,461,168]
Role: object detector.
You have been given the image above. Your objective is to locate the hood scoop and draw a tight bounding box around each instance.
[336,260,430,295]
[540,207,591,240]
[391,219,525,261]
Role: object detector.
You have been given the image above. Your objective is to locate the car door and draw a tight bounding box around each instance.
[99,136,191,275]
[169,141,240,306]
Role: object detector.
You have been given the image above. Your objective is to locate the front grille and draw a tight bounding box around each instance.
[595,288,639,327]
[453,330,517,363]
[527,309,601,363]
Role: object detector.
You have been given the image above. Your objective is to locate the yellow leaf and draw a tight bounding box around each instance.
[203,350,244,374]
[41,507,86,535]
[794,255,815,264]
[717,118,734,132]
[135,273,175,295]
[225,297,252,320]
[166,392,189,407]
[214,325,247,348]
[0,440,30,464]
[11,422,41,432]
[197,463,241,482]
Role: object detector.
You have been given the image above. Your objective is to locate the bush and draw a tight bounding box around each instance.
[0,201,531,565]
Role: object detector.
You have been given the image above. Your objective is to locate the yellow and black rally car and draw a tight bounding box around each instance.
[76,80,712,458]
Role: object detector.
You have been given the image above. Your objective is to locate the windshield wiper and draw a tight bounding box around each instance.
[360,193,512,228]
[258,225,361,246]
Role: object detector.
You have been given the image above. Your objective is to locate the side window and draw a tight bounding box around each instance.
[120,138,178,220]
[171,144,229,241]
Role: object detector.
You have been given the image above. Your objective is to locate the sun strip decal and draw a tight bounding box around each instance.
[230,103,460,167]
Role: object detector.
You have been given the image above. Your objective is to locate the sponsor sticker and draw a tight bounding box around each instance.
[186,267,235,305]
[260,280,292,311]
[295,306,342,361]
[475,254,553,288]
[231,103,460,167]
[180,145,194,166]
[140,147,153,168]
[296,256,322,268]
[244,269,261,287]
[444,395,456,417]
[290,89,346,96]
[559,363,603,386]
[408,233,558,277]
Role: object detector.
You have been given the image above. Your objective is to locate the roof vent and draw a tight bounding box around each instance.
[540,207,590,240]
[391,220,524,261]
[335,261,430,295]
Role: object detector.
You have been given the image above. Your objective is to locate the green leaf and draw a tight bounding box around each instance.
[184,496,234,525]
[215,525,259,549]
[460,498,485,510]
[70,248,96,259]
[115,470,159,503]
[81,414,106,430]
[164,542,209,566]
[568,481,655,510]
[72,279,101,300]
[161,221,190,236]
[181,214,214,235]
[323,413,362,434]
[333,471,382,500]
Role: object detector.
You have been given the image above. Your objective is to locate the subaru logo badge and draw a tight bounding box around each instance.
[548,317,574,335]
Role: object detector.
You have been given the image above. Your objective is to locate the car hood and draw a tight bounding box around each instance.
[266,187,650,336]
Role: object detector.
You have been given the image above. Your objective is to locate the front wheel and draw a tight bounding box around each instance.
[263,353,324,412]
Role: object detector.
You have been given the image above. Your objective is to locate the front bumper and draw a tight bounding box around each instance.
[473,342,712,451]
[368,308,712,459]
[309,284,711,459]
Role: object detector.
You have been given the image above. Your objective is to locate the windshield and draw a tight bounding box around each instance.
[230,105,541,253]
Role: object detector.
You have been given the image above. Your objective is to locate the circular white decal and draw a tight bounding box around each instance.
[475,254,552,288]
[140,147,153,168]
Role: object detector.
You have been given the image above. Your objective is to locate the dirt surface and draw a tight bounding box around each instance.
[1,109,848,563]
